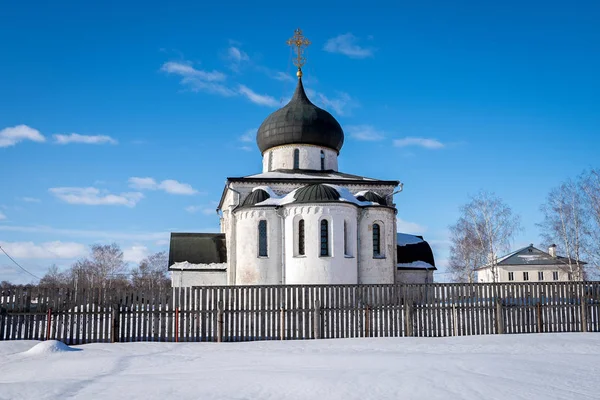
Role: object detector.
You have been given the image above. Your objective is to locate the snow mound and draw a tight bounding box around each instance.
[24,340,79,356]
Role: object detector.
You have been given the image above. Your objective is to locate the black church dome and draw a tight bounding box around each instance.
[241,189,271,207]
[256,78,344,154]
[294,184,340,203]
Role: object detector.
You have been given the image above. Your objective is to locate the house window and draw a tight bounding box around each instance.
[320,219,329,256]
[538,271,544,281]
[373,223,381,257]
[293,149,300,169]
[523,271,529,281]
[258,220,268,257]
[568,272,573,281]
[508,272,514,281]
[553,271,559,281]
[320,150,325,171]
[298,219,305,256]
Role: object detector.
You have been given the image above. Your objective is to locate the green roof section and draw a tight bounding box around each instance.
[294,183,340,203]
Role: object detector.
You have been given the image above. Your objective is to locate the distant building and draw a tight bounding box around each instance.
[475,244,585,283]
[168,29,435,288]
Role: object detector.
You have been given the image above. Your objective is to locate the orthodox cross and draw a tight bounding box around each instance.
[286,28,311,77]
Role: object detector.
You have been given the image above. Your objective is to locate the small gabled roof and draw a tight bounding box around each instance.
[475,244,586,270]
[168,233,227,269]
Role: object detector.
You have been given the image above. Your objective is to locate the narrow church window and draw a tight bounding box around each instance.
[294,149,300,169]
[268,151,273,172]
[320,150,325,170]
[344,221,349,256]
[258,220,268,257]
[320,219,329,256]
[373,223,381,257]
[298,219,305,256]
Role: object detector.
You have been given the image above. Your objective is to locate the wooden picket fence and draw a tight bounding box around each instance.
[1,282,599,344]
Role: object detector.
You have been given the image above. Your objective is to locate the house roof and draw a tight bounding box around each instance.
[474,244,586,270]
[168,233,227,270]
[396,233,437,270]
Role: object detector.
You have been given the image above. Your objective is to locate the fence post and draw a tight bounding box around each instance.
[536,302,543,333]
[216,301,224,343]
[46,308,52,340]
[111,306,120,343]
[364,305,370,337]
[175,308,180,342]
[313,300,321,339]
[581,296,588,333]
[452,303,458,336]
[496,298,504,335]
[280,307,285,340]
[404,301,413,337]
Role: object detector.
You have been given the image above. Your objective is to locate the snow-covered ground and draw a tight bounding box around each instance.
[1,334,599,400]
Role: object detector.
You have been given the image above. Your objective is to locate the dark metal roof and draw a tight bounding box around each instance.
[256,78,344,154]
[294,183,340,203]
[240,189,271,207]
[168,233,227,269]
[491,245,587,267]
[397,236,437,270]
[356,191,387,206]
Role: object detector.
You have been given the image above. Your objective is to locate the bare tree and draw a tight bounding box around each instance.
[538,179,588,280]
[70,243,127,290]
[131,251,170,292]
[579,168,600,275]
[449,191,522,282]
[39,264,70,288]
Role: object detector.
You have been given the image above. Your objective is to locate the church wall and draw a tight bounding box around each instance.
[234,208,283,285]
[171,269,227,287]
[262,145,338,172]
[358,208,396,284]
[283,204,358,284]
[395,269,434,284]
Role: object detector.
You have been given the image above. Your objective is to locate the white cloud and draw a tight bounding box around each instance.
[238,146,253,152]
[0,225,168,242]
[0,211,5,220]
[21,197,41,203]
[227,46,249,63]
[346,125,385,141]
[324,33,374,59]
[185,205,216,215]
[306,89,358,116]
[53,133,118,145]
[238,85,279,107]
[397,218,427,235]
[0,241,88,259]
[123,245,149,263]
[49,187,144,207]
[393,137,445,149]
[239,129,255,143]
[0,125,46,147]
[161,61,235,96]
[128,177,198,195]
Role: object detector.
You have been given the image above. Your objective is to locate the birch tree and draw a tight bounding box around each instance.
[449,191,522,282]
[580,168,600,274]
[538,179,588,280]
[131,251,170,292]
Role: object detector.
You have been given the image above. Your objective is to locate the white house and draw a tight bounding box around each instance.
[475,244,584,283]
[168,30,436,287]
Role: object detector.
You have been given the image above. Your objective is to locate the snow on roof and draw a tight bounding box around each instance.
[397,261,435,270]
[397,233,424,246]
[170,261,227,271]
[252,184,381,207]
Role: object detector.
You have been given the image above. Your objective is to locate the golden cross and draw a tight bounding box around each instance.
[286,28,311,76]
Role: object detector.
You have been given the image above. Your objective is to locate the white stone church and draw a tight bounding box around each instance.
[169,30,436,287]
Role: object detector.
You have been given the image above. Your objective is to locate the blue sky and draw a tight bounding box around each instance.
[1,1,599,283]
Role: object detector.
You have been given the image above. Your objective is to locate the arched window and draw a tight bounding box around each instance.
[258,220,268,257]
[293,149,300,169]
[320,219,329,256]
[268,151,273,172]
[320,150,325,170]
[298,219,305,256]
[373,223,381,257]
[344,220,350,256]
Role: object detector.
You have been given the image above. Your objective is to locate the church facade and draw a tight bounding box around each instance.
[168,30,435,287]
